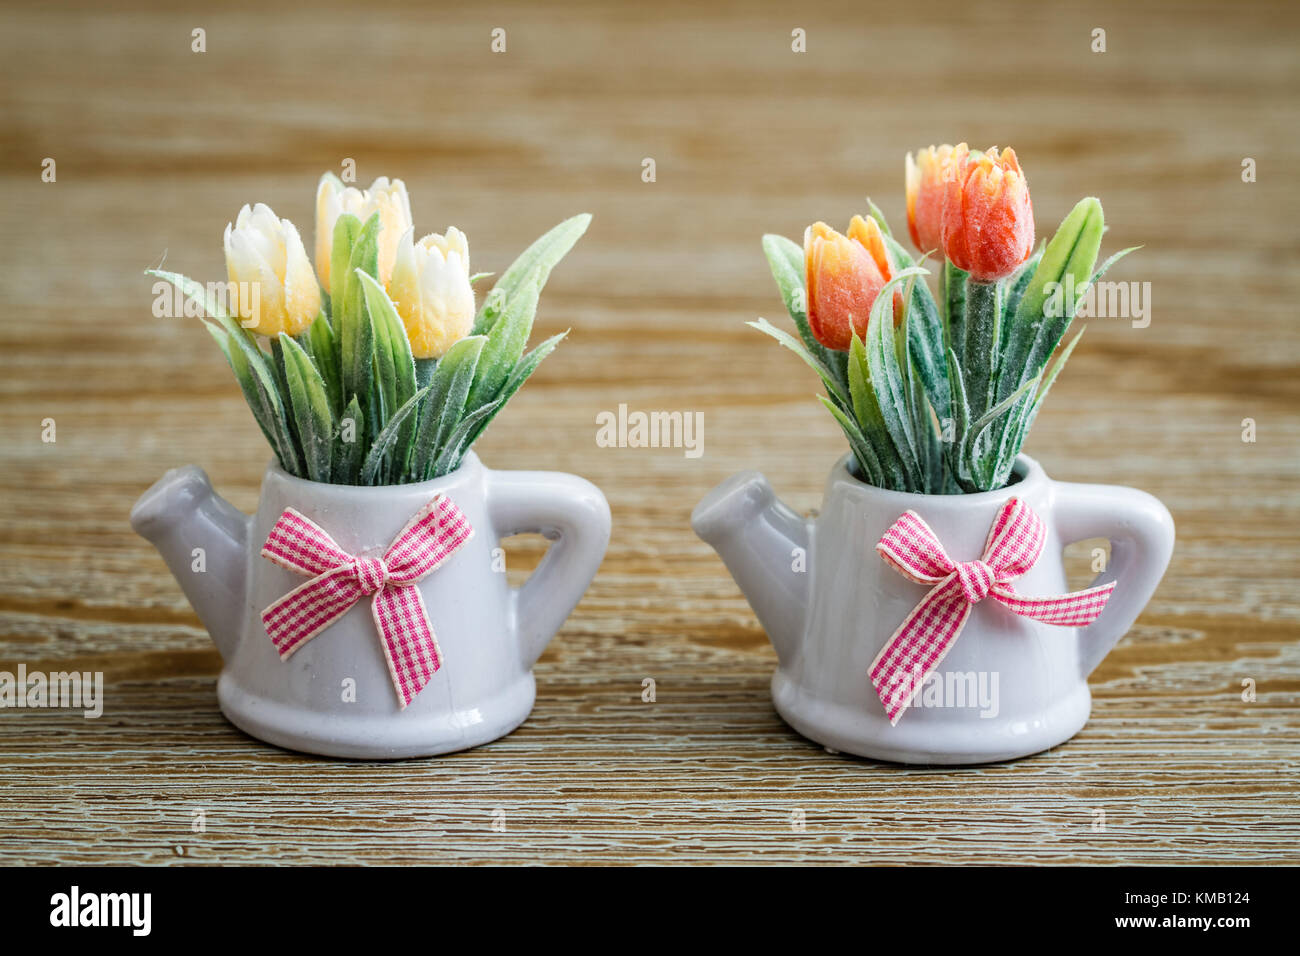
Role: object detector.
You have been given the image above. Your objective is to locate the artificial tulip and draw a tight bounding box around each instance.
[314,174,413,289]
[805,216,896,351]
[387,227,475,359]
[222,203,321,337]
[905,143,956,254]
[940,144,1034,282]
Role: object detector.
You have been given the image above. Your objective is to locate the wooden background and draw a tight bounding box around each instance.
[1,0,1297,864]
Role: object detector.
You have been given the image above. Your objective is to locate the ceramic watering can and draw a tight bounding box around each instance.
[692,454,1174,764]
[131,452,610,758]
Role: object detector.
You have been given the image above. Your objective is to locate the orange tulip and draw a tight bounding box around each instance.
[940,144,1034,282]
[905,144,956,254]
[805,216,897,351]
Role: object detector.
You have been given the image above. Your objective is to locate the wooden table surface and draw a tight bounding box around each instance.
[1,0,1298,865]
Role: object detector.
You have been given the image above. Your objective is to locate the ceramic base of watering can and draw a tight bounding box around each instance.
[694,453,1175,766]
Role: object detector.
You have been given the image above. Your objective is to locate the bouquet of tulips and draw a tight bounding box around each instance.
[149,174,589,485]
[754,143,1135,494]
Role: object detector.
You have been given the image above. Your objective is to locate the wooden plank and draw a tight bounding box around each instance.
[0,0,1297,864]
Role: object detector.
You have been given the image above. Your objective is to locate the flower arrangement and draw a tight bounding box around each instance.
[753,144,1135,494]
[149,174,589,485]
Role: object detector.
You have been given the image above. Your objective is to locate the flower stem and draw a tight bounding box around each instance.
[963,280,1002,422]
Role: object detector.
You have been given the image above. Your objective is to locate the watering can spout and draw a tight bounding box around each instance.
[691,471,810,665]
[130,465,250,660]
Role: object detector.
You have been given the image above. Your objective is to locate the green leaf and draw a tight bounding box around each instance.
[1016,197,1105,333]
[1074,245,1141,305]
[360,385,431,486]
[895,271,938,493]
[148,267,234,324]
[268,335,302,458]
[1001,243,1044,351]
[203,323,279,453]
[459,330,568,452]
[414,356,438,390]
[846,333,877,431]
[864,267,931,487]
[944,346,973,491]
[901,321,943,494]
[989,390,1036,490]
[882,235,950,424]
[279,334,334,483]
[474,213,591,335]
[294,321,317,364]
[333,396,365,485]
[369,287,398,423]
[465,276,540,413]
[962,372,1041,490]
[1001,197,1105,401]
[359,271,413,400]
[865,198,892,238]
[306,313,343,415]
[999,245,1133,453]
[328,213,363,313]
[328,213,365,376]
[359,272,418,478]
[748,317,851,408]
[146,269,301,474]
[1025,326,1087,434]
[918,388,947,493]
[819,394,885,487]
[848,329,906,489]
[410,335,486,481]
[338,214,382,431]
[432,398,505,476]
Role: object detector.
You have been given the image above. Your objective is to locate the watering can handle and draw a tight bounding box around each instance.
[1052,481,1175,678]
[486,468,611,669]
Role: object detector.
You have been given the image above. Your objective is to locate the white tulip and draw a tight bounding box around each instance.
[222,203,320,337]
[314,174,413,290]
[388,227,475,359]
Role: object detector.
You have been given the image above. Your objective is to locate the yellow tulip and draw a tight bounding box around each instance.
[314,174,413,290]
[222,203,320,337]
[388,227,475,359]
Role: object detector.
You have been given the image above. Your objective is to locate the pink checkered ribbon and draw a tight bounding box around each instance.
[259,496,473,709]
[870,497,1116,725]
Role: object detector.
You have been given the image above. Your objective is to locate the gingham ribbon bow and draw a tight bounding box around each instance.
[260,496,473,709]
[870,497,1116,725]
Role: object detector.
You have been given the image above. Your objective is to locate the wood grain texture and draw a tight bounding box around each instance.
[1,0,1298,865]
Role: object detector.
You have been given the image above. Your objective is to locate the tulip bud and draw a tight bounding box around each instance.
[905,144,956,254]
[848,213,906,324]
[940,144,1034,283]
[388,227,475,359]
[315,174,413,290]
[223,203,320,337]
[805,217,894,351]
